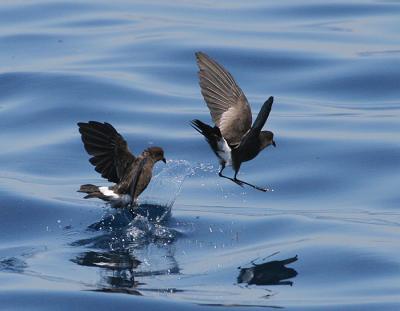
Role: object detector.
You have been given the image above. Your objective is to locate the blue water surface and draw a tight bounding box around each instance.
[0,0,400,310]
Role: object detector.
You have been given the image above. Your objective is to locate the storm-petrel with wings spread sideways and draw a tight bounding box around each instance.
[191,52,276,192]
[77,121,166,209]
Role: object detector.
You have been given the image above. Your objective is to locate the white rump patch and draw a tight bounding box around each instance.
[99,186,119,199]
[99,186,132,207]
[216,137,232,166]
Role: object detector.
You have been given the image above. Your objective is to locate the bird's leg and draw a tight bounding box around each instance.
[218,164,244,187]
[218,163,225,177]
[234,172,268,192]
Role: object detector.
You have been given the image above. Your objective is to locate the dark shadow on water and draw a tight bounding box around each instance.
[0,257,28,273]
[72,250,142,271]
[72,250,142,290]
[72,248,181,296]
[237,255,298,286]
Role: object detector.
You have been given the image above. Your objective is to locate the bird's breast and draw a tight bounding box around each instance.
[132,162,153,199]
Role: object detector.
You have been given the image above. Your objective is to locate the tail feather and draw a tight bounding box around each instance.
[78,184,99,193]
[78,184,110,201]
[191,119,222,151]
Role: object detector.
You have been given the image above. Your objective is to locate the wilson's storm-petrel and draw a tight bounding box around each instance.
[77,121,166,208]
[191,52,276,192]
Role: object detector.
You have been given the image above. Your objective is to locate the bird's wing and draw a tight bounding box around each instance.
[237,96,274,150]
[196,52,252,146]
[78,121,135,183]
[250,96,274,134]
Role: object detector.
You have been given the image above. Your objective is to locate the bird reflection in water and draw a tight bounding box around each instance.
[71,206,180,295]
[72,250,141,288]
[237,255,298,286]
[73,247,180,295]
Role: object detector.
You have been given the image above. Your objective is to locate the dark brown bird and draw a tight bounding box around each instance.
[191,52,276,192]
[77,121,166,209]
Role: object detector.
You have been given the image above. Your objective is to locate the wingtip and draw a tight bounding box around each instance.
[88,120,103,126]
[195,51,210,63]
[264,96,274,106]
[78,121,100,127]
[195,51,204,58]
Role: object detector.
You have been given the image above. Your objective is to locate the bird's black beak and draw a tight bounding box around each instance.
[272,140,276,147]
[162,158,166,164]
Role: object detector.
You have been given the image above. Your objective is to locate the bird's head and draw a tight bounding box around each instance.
[145,146,166,163]
[259,131,276,150]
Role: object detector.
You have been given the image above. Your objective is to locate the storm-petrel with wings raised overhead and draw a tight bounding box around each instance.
[77,121,166,209]
[191,52,276,192]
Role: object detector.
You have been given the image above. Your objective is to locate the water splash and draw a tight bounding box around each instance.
[138,159,194,210]
[86,159,193,246]
[85,210,179,250]
[124,215,177,247]
[80,161,194,251]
